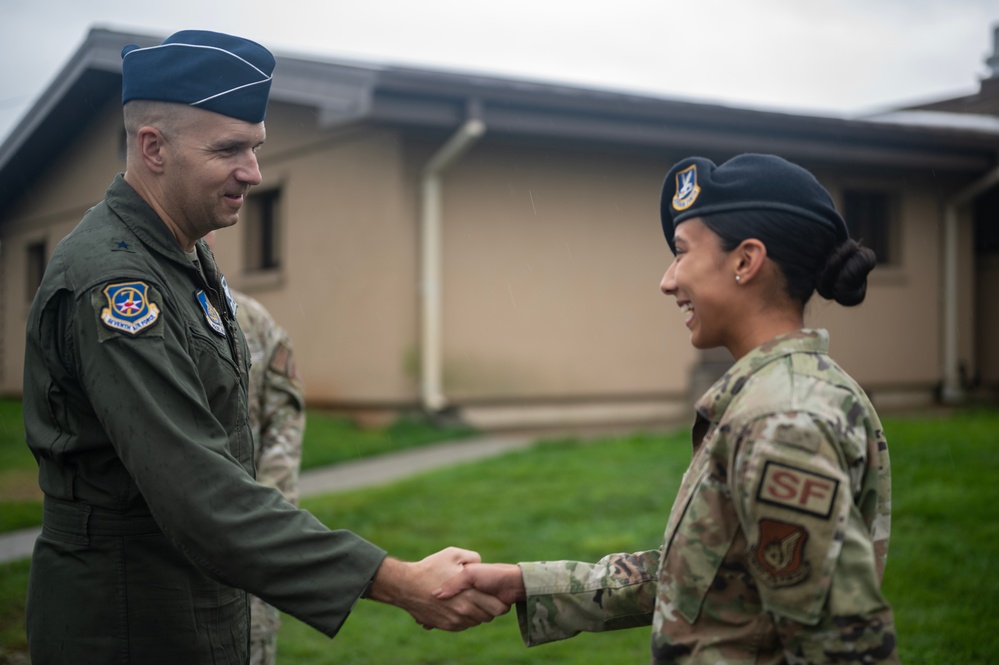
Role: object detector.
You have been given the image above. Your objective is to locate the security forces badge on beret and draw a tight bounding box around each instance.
[99,281,161,336]
[672,163,701,211]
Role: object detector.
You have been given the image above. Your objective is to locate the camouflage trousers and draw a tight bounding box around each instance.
[249,635,277,665]
[249,594,281,665]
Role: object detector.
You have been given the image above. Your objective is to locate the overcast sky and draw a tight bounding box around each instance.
[2,0,999,145]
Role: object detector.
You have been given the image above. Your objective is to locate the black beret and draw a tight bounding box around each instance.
[121,30,275,123]
[659,153,848,253]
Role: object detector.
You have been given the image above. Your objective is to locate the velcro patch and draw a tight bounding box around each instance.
[268,339,298,379]
[196,290,227,337]
[99,281,161,336]
[756,460,839,518]
[750,519,811,587]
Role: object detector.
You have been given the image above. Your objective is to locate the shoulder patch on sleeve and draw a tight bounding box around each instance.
[95,281,162,336]
[268,339,298,379]
[756,460,839,519]
[750,519,811,588]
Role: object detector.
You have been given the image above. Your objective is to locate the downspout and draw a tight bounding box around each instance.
[420,115,486,412]
[941,165,999,403]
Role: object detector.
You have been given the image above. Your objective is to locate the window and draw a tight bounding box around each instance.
[244,188,282,272]
[26,241,46,301]
[842,189,895,265]
[973,187,999,256]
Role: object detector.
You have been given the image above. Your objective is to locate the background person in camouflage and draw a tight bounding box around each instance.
[437,154,898,664]
[237,290,304,665]
[205,232,305,664]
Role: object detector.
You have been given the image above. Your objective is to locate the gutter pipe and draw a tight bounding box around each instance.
[941,165,999,403]
[420,116,486,412]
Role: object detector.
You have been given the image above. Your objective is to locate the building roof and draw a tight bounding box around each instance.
[903,76,999,118]
[3,27,999,215]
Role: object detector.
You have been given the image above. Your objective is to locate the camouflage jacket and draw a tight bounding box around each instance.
[234,291,306,644]
[235,291,305,507]
[517,330,897,664]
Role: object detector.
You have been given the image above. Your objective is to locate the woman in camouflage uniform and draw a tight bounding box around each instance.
[437,153,898,664]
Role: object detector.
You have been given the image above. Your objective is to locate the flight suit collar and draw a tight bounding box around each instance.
[104,174,197,270]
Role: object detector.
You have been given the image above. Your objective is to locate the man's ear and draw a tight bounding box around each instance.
[733,238,768,284]
[135,126,168,174]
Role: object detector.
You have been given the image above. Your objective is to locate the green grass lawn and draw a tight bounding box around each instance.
[0,398,476,533]
[1,408,997,663]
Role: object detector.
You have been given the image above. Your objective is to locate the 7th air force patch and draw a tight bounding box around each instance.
[99,281,161,335]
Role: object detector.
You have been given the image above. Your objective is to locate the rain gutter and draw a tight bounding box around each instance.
[420,114,486,412]
[941,165,999,403]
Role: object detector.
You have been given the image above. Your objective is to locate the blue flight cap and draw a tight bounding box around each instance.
[659,153,849,254]
[121,30,275,123]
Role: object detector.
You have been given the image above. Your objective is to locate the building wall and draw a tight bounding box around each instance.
[0,97,124,393]
[810,168,945,391]
[434,142,687,400]
[0,99,983,425]
[215,104,420,404]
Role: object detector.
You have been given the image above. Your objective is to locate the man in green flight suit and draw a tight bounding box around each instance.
[22,29,507,665]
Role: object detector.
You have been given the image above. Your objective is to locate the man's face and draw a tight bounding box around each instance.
[160,108,265,241]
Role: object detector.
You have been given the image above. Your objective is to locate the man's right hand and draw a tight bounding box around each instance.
[367,547,511,631]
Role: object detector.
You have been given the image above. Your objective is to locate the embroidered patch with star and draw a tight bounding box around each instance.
[100,281,161,335]
[750,518,811,588]
[196,290,227,337]
[672,164,701,211]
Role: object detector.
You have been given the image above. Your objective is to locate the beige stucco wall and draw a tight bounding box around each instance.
[0,97,125,393]
[214,104,419,404]
[433,142,688,401]
[0,98,989,425]
[810,170,944,391]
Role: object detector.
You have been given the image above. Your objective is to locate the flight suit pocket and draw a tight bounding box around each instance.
[186,323,252,472]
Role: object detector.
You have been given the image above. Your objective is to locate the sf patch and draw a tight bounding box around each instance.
[757,460,839,518]
[750,518,810,588]
[195,290,227,337]
[99,281,161,335]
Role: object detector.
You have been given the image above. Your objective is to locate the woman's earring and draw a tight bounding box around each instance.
[735,275,742,283]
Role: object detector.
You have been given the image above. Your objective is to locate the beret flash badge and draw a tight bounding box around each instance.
[672,164,701,211]
[100,281,161,335]
[751,518,811,588]
[196,290,227,337]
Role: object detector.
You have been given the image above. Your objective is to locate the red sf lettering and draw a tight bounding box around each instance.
[758,461,839,519]
[768,470,799,500]
[800,478,832,506]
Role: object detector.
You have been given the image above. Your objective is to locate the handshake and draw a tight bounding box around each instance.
[368,547,526,631]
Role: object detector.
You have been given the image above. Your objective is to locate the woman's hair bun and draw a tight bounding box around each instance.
[816,239,877,306]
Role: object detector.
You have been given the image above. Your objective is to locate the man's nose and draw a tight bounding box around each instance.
[237,152,262,186]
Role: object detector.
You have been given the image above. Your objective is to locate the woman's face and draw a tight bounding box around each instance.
[660,217,740,352]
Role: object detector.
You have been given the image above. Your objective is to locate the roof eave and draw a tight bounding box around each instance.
[3,27,999,217]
